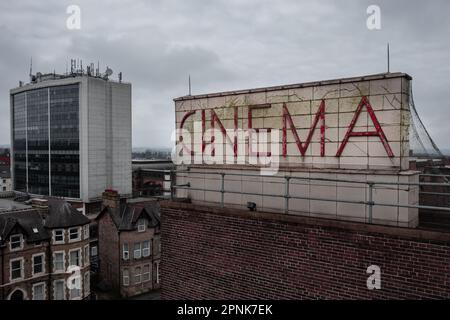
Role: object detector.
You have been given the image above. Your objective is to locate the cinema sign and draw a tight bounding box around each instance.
[174,73,411,171]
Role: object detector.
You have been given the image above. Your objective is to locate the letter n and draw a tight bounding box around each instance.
[336,96,394,157]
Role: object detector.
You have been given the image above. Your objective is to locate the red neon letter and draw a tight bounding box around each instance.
[208,107,238,157]
[336,96,394,157]
[179,111,196,156]
[282,100,326,157]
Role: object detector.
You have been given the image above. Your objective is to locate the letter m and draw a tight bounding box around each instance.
[282,100,326,157]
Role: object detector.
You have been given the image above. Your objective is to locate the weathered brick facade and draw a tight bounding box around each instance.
[97,190,161,298]
[161,201,450,299]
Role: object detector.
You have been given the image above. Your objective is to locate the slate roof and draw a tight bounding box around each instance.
[0,209,50,244]
[97,201,160,231]
[45,198,90,228]
[0,199,90,245]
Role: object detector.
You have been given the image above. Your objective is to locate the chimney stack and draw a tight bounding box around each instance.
[102,189,121,215]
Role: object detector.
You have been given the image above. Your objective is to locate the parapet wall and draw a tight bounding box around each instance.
[160,201,450,299]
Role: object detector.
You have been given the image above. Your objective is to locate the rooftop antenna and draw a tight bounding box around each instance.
[29,57,33,81]
[387,43,390,73]
[188,74,192,96]
[65,60,68,75]
[97,61,100,76]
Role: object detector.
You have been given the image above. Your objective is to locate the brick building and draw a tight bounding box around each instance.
[96,190,161,298]
[0,198,91,300]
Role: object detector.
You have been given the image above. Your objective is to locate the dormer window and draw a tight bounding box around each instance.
[137,219,146,232]
[10,234,23,251]
[53,229,65,244]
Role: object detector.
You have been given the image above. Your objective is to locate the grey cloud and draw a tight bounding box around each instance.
[0,0,450,149]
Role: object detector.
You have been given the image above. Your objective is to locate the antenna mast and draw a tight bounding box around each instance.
[387,43,390,73]
[29,57,33,81]
[188,75,191,96]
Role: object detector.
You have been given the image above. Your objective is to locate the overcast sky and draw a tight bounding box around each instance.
[1,0,449,150]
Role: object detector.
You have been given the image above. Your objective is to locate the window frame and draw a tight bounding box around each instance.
[122,243,129,260]
[32,282,46,300]
[53,229,65,244]
[142,240,151,258]
[68,227,81,243]
[155,261,160,284]
[84,245,90,266]
[9,234,23,251]
[10,257,24,281]
[143,264,151,282]
[69,248,82,267]
[53,251,65,273]
[137,218,146,232]
[123,269,129,286]
[84,272,90,297]
[32,253,46,276]
[53,279,66,300]
[83,225,89,240]
[133,243,142,259]
[134,267,142,284]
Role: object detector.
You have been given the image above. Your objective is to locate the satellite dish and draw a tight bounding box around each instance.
[105,67,113,76]
[102,67,113,80]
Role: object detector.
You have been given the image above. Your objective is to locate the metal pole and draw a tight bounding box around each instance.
[368,182,374,224]
[220,173,225,208]
[284,176,290,214]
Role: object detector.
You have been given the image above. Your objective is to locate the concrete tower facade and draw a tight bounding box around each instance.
[10,73,132,206]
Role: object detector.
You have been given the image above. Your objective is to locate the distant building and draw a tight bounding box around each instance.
[96,190,161,298]
[0,165,12,193]
[10,70,132,213]
[132,159,174,197]
[0,198,91,300]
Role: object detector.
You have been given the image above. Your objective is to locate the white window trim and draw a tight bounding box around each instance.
[83,225,89,240]
[68,227,81,243]
[32,252,46,277]
[32,282,46,300]
[142,241,151,258]
[143,264,151,282]
[123,244,129,260]
[134,243,142,259]
[53,279,66,300]
[68,248,82,267]
[123,269,129,286]
[156,261,160,284]
[10,257,24,282]
[134,267,142,284]
[52,229,65,245]
[91,246,98,257]
[9,234,23,251]
[84,272,90,297]
[53,251,66,273]
[84,245,90,267]
[137,219,146,232]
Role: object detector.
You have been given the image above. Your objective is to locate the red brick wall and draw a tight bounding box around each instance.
[161,202,450,300]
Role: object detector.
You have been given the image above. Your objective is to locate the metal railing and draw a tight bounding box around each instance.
[154,169,450,226]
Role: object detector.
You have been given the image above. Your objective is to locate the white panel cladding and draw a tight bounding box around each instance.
[86,78,132,201]
[176,168,419,228]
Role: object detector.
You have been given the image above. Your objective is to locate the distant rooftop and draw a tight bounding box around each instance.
[13,60,126,91]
